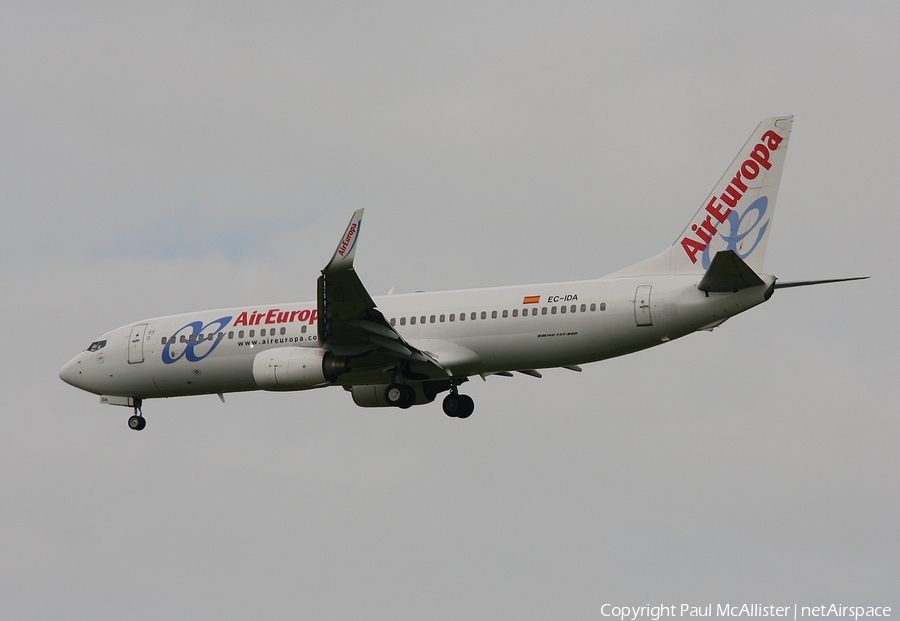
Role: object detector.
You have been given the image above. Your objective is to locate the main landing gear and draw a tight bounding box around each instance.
[384,380,475,418]
[442,391,474,419]
[127,399,146,431]
[384,383,416,409]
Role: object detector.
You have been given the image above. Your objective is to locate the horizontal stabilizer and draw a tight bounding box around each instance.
[773,277,869,289]
[697,250,765,293]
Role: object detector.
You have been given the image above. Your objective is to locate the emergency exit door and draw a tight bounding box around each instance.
[634,285,652,327]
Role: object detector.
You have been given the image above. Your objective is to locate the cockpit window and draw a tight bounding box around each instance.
[87,340,107,352]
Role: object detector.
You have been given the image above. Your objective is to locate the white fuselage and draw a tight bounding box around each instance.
[58,273,774,400]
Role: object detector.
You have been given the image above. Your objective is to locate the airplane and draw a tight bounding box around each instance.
[60,116,866,430]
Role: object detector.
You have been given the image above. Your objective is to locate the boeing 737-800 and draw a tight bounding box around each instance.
[59,116,865,430]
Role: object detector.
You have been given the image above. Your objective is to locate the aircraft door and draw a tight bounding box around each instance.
[128,323,148,364]
[634,285,652,327]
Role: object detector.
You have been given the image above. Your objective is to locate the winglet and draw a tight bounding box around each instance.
[323,209,365,274]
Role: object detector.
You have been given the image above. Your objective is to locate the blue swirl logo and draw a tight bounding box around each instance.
[161,316,233,364]
[702,196,769,269]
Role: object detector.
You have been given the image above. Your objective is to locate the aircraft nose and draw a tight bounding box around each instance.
[59,356,83,388]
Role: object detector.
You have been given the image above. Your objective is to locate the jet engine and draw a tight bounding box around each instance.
[252,347,348,390]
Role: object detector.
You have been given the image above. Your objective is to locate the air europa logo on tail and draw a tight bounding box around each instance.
[680,129,784,264]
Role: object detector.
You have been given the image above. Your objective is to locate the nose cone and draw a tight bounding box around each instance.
[59,356,84,389]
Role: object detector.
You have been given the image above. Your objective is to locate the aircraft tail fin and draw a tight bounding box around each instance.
[610,116,793,277]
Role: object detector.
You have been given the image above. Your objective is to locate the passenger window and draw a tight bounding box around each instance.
[532,308,538,316]
[551,306,557,314]
[228,331,234,339]
[161,337,167,345]
[491,310,497,319]
[541,307,547,315]
[449,314,455,322]
[570,305,576,313]
[580,304,586,312]
[600,302,606,311]
[239,330,244,338]
[459,313,465,321]
[217,333,224,340]
[301,325,307,333]
[420,316,426,324]
[440,314,445,322]
[280,327,286,335]
[471,312,476,320]
[410,316,416,325]
[430,315,436,323]
[502,310,508,318]
[249,330,255,338]
[480,311,486,320]
[560,305,567,314]
[400,317,407,326]
[512,309,518,317]
[390,318,396,326]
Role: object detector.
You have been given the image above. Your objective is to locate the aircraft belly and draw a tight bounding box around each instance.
[151,355,256,397]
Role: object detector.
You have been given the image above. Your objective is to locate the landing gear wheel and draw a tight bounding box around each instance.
[385,383,416,409]
[456,394,475,419]
[442,393,461,417]
[443,393,474,418]
[128,415,146,431]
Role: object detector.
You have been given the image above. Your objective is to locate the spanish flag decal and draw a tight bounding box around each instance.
[523,295,540,304]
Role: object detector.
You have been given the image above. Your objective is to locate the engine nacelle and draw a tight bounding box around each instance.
[350,384,392,407]
[253,347,346,391]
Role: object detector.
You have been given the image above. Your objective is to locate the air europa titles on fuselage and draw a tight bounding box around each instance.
[233,308,318,326]
[161,307,318,364]
[680,128,784,264]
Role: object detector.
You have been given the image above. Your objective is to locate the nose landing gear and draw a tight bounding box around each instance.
[127,399,146,431]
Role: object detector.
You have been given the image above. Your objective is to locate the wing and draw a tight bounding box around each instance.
[317,210,449,379]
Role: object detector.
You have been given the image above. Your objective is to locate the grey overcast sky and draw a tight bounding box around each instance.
[1,2,897,619]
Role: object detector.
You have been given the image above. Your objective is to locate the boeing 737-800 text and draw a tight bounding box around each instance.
[60,116,865,430]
